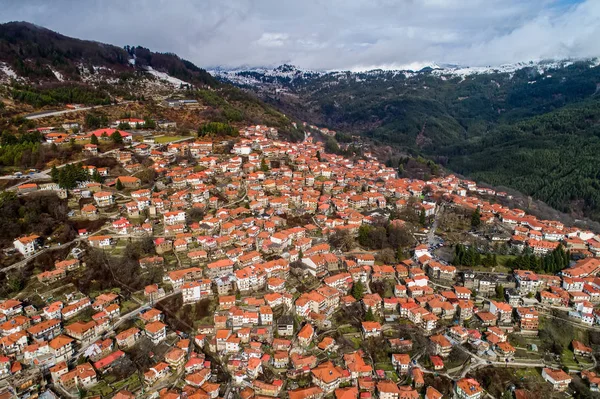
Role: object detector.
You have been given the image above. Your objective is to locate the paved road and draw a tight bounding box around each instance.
[2,148,121,185]
[451,342,563,378]
[4,228,107,273]
[5,240,79,272]
[24,101,134,120]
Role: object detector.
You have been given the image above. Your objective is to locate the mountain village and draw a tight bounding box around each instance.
[1,118,600,399]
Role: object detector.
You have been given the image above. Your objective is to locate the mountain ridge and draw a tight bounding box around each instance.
[0,22,301,141]
[211,58,600,84]
[0,21,216,87]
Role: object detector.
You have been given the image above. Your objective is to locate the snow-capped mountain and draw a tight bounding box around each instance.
[211,58,600,88]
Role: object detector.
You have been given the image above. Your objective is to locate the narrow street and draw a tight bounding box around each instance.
[426,203,444,248]
[6,228,106,274]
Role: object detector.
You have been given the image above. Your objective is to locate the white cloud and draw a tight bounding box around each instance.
[256,33,289,48]
[0,0,598,70]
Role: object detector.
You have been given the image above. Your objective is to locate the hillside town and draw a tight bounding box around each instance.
[2,120,600,399]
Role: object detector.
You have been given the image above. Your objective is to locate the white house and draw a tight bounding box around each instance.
[13,235,40,257]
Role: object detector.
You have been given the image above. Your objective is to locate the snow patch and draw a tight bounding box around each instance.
[51,68,64,82]
[214,57,600,88]
[429,59,581,77]
[144,66,187,87]
[0,62,18,79]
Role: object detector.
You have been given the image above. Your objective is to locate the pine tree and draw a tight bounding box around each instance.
[261,158,269,172]
[419,209,426,226]
[316,151,321,161]
[468,246,476,267]
[116,178,123,190]
[352,281,365,300]
[110,131,123,144]
[144,118,156,129]
[50,165,59,182]
[365,307,375,322]
[90,134,99,145]
[483,254,492,267]
[529,255,538,271]
[453,244,465,266]
[396,247,405,262]
[471,207,481,228]
[496,284,504,300]
[92,169,102,183]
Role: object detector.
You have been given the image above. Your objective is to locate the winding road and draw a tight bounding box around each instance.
[24,101,134,120]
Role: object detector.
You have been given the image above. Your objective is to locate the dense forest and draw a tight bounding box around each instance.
[221,61,600,221]
[444,99,600,219]
[11,83,112,107]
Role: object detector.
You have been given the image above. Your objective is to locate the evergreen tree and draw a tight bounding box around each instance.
[55,163,89,189]
[452,244,465,266]
[144,118,156,129]
[90,134,99,145]
[483,253,492,267]
[92,169,102,183]
[316,150,321,161]
[419,209,426,226]
[116,178,123,190]
[529,255,538,271]
[352,281,365,300]
[396,247,405,262]
[358,225,372,247]
[50,165,59,182]
[496,284,504,300]
[261,158,269,172]
[466,246,476,267]
[365,307,375,322]
[471,207,481,228]
[110,130,123,144]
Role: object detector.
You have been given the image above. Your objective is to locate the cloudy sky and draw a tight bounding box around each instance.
[2,0,599,71]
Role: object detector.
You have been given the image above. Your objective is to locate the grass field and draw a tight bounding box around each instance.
[87,380,113,397]
[496,255,518,267]
[154,135,190,143]
[121,299,140,314]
